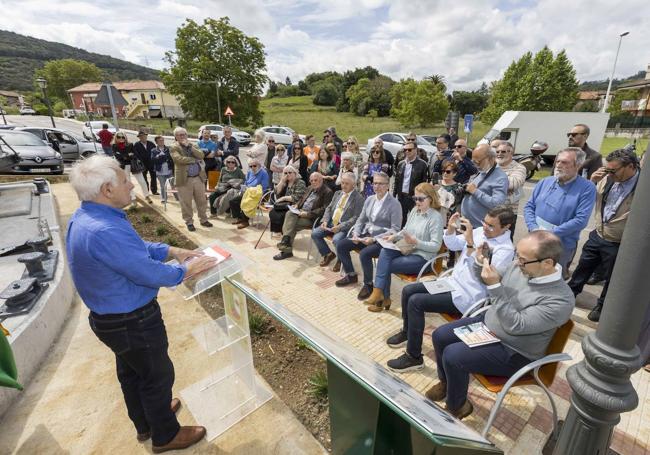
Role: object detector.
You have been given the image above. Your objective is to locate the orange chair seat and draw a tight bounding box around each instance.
[441,312,461,323]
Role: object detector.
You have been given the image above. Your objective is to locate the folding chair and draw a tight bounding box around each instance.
[393,244,449,284]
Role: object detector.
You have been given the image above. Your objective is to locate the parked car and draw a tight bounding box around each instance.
[19,106,36,115]
[197,124,251,145]
[17,127,100,161]
[367,132,437,160]
[62,109,85,119]
[82,121,117,141]
[420,135,438,146]
[0,130,63,174]
[260,125,306,145]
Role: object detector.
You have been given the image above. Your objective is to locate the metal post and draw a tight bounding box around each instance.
[552,161,650,453]
[40,87,56,128]
[215,80,222,124]
[106,82,120,131]
[0,100,6,125]
[602,32,630,113]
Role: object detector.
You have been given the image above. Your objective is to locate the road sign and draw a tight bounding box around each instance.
[224,106,234,117]
[464,114,474,133]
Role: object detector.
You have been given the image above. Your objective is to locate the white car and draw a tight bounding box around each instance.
[260,125,306,145]
[19,106,36,115]
[17,127,101,161]
[82,121,117,141]
[367,132,437,160]
[198,124,251,145]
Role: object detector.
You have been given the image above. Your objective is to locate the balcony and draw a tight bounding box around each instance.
[621,99,648,111]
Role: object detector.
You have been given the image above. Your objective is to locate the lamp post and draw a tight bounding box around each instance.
[36,77,56,128]
[601,31,630,113]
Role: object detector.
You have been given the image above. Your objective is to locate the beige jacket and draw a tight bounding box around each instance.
[169,141,206,187]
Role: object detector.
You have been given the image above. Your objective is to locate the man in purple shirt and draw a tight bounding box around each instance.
[67,155,215,452]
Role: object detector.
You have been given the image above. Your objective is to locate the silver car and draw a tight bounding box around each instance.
[0,131,63,174]
[17,127,100,161]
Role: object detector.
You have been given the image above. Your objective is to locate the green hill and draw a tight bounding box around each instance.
[0,29,160,91]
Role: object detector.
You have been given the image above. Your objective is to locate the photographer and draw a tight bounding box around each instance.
[460,144,508,228]
[385,207,515,373]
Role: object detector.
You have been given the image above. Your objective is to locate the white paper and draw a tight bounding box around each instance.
[535,216,557,231]
[202,247,227,262]
[376,237,401,251]
[422,278,456,295]
[288,205,301,215]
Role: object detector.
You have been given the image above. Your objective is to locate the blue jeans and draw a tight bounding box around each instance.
[102,145,114,156]
[335,238,382,284]
[157,174,172,202]
[89,300,179,446]
[432,314,530,411]
[400,283,458,358]
[311,226,347,257]
[374,249,427,299]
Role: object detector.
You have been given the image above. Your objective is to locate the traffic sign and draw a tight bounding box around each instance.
[464,114,474,133]
[224,106,234,117]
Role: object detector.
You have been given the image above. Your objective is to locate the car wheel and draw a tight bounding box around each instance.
[81,151,95,159]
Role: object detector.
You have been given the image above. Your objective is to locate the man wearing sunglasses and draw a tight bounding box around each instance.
[394,143,429,226]
[567,123,602,179]
[433,138,476,184]
[568,148,640,321]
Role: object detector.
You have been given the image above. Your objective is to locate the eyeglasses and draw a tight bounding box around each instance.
[604,166,624,174]
[412,196,429,202]
[407,138,416,142]
[495,149,510,154]
[225,161,236,165]
[454,144,465,148]
[443,169,455,174]
[346,141,355,145]
[267,140,275,143]
[250,165,259,169]
[372,181,388,186]
[283,171,294,175]
[566,132,585,137]
[404,147,416,152]
[327,148,336,152]
[372,151,381,154]
[515,253,550,266]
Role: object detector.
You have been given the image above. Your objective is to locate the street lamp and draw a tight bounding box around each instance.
[36,77,56,128]
[602,31,630,113]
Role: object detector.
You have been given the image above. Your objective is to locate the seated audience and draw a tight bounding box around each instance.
[268,165,307,234]
[433,138,476,184]
[345,135,367,178]
[362,146,390,197]
[425,231,574,419]
[274,173,333,260]
[460,144,508,228]
[310,145,339,191]
[372,138,395,177]
[229,158,270,229]
[208,156,245,215]
[438,159,464,218]
[365,183,445,312]
[385,207,515,371]
[335,152,359,190]
[312,172,364,271]
[335,172,402,297]
[394,142,429,226]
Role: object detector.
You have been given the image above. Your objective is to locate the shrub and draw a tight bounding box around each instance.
[165,237,179,247]
[249,312,269,335]
[141,214,152,223]
[155,225,169,236]
[307,370,328,399]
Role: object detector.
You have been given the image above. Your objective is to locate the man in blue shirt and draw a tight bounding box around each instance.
[197,129,219,189]
[524,147,597,276]
[66,155,216,452]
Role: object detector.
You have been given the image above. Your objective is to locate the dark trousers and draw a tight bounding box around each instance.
[509,215,518,241]
[432,314,530,410]
[335,238,382,283]
[401,283,459,358]
[89,300,179,446]
[397,193,415,228]
[568,229,620,307]
[229,194,248,221]
[143,168,158,194]
[269,208,288,233]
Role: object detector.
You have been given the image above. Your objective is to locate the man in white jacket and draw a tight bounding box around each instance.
[496,141,526,238]
[385,206,515,372]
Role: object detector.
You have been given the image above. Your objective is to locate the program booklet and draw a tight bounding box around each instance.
[453,322,500,348]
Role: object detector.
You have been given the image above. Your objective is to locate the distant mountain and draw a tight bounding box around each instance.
[0,29,160,92]
[578,70,646,92]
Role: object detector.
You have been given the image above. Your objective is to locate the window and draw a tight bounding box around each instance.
[57,132,76,145]
[379,134,393,143]
[149,94,156,100]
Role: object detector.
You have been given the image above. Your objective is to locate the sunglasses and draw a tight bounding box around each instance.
[604,166,623,174]
[250,165,259,168]
[404,148,416,152]
[454,145,465,148]
[407,138,416,142]
[268,140,275,143]
[443,169,455,174]
[283,171,294,175]
[372,151,381,154]
[566,132,585,137]
[412,196,429,202]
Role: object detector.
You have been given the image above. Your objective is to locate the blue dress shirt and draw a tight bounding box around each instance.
[66,201,187,314]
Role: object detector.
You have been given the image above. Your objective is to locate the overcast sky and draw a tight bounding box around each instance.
[1,0,648,91]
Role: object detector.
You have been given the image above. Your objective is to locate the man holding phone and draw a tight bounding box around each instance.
[385,206,515,374]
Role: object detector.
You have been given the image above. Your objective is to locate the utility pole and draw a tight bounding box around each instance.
[552,160,650,453]
[215,80,222,124]
[602,31,630,113]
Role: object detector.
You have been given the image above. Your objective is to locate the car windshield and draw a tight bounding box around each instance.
[284,127,295,133]
[1,133,47,146]
[416,136,431,146]
[90,121,113,129]
[205,125,222,131]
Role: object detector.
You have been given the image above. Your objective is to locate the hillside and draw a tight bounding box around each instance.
[0,29,160,91]
[578,69,645,91]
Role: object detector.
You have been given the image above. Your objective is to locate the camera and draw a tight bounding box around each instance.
[461,183,469,194]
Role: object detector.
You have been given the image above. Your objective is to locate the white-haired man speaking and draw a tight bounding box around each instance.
[66,155,215,452]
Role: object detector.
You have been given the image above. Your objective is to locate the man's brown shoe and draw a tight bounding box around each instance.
[137,399,183,442]
[237,220,249,229]
[425,381,447,402]
[319,252,336,267]
[152,426,206,453]
[332,260,341,272]
[231,218,243,225]
[447,400,473,420]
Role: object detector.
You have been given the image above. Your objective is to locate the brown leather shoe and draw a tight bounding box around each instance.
[357,284,372,300]
[425,381,447,402]
[237,220,249,229]
[319,252,336,267]
[152,426,207,453]
[137,399,183,442]
[335,274,358,287]
[447,400,473,420]
[332,259,341,272]
[231,218,243,225]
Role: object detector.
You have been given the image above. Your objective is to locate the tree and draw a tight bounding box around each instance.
[336,66,381,112]
[162,17,267,127]
[285,76,292,86]
[312,80,339,106]
[607,89,639,117]
[481,47,579,124]
[390,79,448,127]
[426,74,447,92]
[346,75,394,116]
[35,59,102,106]
[266,80,279,97]
[451,90,488,116]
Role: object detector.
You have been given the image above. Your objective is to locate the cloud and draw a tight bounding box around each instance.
[0,0,647,92]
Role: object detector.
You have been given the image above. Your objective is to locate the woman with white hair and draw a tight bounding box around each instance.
[335,151,359,190]
[269,164,307,234]
[228,157,270,229]
[246,129,268,164]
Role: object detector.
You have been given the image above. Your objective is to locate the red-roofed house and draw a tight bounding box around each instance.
[67,80,185,119]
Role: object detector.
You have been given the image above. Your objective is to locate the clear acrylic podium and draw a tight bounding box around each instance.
[171,242,272,441]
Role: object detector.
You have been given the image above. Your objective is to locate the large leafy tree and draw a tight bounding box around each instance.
[451,89,489,116]
[390,79,448,127]
[346,75,394,117]
[162,17,267,127]
[336,66,381,112]
[481,47,579,124]
[35,59,102,106]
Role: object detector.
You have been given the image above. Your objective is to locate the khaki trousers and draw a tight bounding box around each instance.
[177,176,208,225]
[281,212,314,251]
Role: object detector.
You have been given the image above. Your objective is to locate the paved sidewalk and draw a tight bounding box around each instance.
[147,190,650,455]
[0,183,326,455]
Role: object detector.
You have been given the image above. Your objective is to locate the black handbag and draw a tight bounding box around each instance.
[130,157,145,173]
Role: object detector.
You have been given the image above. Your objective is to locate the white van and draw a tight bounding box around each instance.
[481,111,610,163]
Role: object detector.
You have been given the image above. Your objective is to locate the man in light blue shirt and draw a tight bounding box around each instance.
[66,155,215,452]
